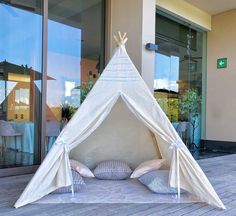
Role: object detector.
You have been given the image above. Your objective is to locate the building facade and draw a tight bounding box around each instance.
[0,0,235,177]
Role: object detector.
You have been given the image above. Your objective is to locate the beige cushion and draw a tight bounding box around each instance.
[70,159,95,178]
[130,159,165,178]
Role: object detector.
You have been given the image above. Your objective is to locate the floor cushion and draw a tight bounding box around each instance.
[130,159,165,178]
[70,159,95,178]
[138,170,180,194]
[94,160,132,180]
[53,170,85,194]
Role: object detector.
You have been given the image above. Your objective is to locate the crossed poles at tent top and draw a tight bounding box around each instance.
[114,31,128,47]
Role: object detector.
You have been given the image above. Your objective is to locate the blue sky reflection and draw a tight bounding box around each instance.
[154,53,179,92]
[0,3,82,107]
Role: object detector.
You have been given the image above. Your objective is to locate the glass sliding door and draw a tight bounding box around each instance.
[0,1,42,168]
[155,12,204,157]
[45,0,104,153]
[0,0,105,175]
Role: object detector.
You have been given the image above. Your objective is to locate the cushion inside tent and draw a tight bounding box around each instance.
[36,97,198,205]
[70,98,163,170]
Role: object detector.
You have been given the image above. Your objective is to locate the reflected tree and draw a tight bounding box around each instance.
[179,88,201,148]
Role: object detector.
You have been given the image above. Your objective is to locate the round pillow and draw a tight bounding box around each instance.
[94,160,132,180]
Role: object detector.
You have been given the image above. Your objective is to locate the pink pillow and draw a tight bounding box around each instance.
[70,159,95,178]
[130,159,165,178]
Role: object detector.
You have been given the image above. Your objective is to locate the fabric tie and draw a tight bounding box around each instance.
[55,137,74,196]
[56,137,66,146]
[169,139,183,150]
[169,139,183,201]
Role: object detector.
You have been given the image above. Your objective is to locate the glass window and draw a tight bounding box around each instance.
[45,0,104,153]
[0,1,42,168]
[155,13,204,157]
[0,0,105,174]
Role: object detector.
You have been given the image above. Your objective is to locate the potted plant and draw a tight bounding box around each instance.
[75,71,96,104]
[179,88,201,150]
[61,104,77,128]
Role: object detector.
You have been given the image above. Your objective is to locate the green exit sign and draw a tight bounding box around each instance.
[217,58,227,69]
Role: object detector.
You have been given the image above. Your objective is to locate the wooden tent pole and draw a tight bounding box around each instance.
[149,130,161,157]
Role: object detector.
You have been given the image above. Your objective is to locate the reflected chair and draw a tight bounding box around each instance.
[45,121,60,152]
[0,120,23,153]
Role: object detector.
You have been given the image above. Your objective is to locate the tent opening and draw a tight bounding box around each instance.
[70,98,163,170]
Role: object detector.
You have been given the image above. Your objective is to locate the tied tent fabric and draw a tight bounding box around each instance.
[14,34,225,209]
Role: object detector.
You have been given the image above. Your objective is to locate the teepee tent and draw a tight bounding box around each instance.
[15,32,225,209]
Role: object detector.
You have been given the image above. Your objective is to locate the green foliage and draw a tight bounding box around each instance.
[77,81,94,104]
[157,97,179,122]
[61,104,77,120]
[179,88,201,145]
[179,88,201,119]
[75,71,95,104]
[61,72,95,120]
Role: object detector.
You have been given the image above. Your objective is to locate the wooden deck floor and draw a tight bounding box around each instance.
[0,154,236,216]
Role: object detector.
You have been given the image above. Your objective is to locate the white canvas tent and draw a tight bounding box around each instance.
[15,33,225,209]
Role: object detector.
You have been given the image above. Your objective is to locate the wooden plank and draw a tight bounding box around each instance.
[0,154,235,215]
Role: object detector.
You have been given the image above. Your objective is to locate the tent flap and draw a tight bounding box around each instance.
[14,144,71,208]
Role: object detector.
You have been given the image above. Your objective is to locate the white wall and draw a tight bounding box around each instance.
[107,0,156,91]
[206,9,236,142]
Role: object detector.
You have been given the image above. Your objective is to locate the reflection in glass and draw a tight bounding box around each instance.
[0,1,42,168]
[46,0,103,152]
[155,14,203,155]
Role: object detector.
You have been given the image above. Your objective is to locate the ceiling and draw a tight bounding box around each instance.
[185,0,236,15]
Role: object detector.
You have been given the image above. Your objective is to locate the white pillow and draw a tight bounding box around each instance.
[130,159,165,178]
[70,159,95,178]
